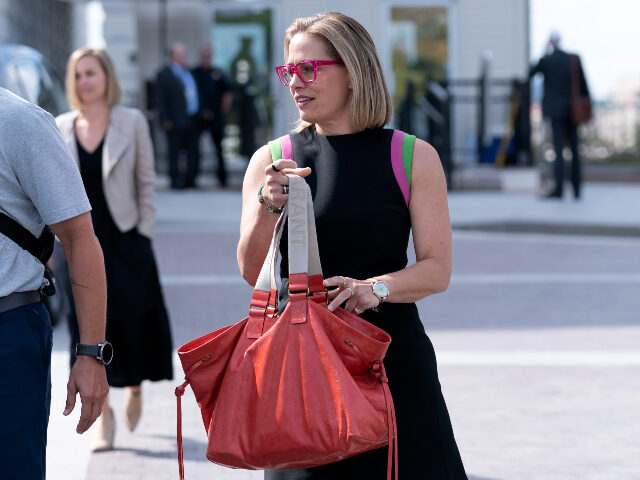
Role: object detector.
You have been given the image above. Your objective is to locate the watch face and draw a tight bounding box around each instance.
[100,341,114,365]
[373,281,389,298]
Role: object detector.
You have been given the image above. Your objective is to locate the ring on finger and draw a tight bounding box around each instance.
[271,164,281,172]
[282,185,289,194]
[340,276,347,289]
[354,306,363,315]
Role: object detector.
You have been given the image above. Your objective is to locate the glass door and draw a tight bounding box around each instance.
[212,8,273,159]
[391,6,448,138]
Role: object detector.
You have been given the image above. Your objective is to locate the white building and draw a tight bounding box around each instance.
[69,0,530,165]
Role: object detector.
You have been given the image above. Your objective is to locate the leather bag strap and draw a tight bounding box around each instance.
[254,204,288,293]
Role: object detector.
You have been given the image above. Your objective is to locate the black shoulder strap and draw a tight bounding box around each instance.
[0,213,54,264]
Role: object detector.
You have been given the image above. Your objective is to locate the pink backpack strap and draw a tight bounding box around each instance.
[267,134,293,162]
[391,130,415,208]
[280,134,293,160]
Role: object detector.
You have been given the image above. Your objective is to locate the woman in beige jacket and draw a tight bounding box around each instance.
[56,48,173,452]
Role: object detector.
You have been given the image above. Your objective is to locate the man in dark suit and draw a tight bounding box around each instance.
[155,43,200,189]
[530,32,590,199]
[192,45,233,187]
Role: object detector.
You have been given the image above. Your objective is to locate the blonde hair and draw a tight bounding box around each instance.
[65,47,122,110]
[284,12,392,132]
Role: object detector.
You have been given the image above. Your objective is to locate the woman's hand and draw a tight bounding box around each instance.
[323,276,380,315]
[261,159,311,211]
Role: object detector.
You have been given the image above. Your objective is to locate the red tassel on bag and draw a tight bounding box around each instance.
[175,383,186,480]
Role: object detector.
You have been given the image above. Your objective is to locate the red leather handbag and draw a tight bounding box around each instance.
[174,175,397,479]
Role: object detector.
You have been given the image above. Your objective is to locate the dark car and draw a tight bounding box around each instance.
[0,43,67,115]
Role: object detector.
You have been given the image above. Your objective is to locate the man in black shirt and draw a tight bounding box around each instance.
[192,45,233,187]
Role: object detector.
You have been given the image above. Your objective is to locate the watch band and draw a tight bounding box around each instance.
[76,344,99,356]
[75,341,113,365]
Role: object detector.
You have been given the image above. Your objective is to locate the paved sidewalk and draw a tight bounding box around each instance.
[448,182,640,237]
[147,177,640,235]
[47,180,640,480]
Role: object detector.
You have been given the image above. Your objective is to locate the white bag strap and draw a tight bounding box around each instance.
[254,175,322,293]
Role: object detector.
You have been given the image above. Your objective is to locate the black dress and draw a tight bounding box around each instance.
[266,127,467,479]
[72,137,173,387]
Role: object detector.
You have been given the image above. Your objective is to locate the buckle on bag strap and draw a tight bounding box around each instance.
[247,290,271,338]
[287,272,309,324]
[287,272,308,295]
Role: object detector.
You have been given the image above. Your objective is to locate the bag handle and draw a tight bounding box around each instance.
[266,135,322,281]
[253,176,322,292]
[249,175,323,337]
[250,202,289,321]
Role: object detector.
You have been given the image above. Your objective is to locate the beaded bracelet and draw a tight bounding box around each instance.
[258,185,284,214]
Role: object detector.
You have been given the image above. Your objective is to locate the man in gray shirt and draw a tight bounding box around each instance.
[0,87,109,479]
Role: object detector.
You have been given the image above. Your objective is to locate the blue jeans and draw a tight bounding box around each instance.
[0,302,52,480]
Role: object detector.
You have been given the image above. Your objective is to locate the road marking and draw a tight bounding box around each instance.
[450,273,640,284]
[437,350,640,366]
[160,273,640,287]
[453,230,640,247]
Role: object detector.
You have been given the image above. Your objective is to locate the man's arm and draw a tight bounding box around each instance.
[50,212,109,434]
[529,57,544,79]
[156,71,173,130]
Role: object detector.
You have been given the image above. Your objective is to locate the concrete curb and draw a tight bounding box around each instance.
[453,221,640,238]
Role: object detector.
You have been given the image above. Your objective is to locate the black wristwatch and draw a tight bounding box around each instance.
[75,341,114,365]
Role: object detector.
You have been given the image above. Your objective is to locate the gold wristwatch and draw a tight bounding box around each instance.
[369,279,390,303]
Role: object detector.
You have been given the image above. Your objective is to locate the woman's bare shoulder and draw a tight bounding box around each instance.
[412,138,444,181]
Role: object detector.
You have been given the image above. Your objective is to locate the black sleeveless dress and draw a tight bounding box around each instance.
[72,137,173,387]
[266,126,467,480]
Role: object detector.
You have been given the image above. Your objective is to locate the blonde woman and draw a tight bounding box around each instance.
[56,48,173,451]
[238,13,467,479]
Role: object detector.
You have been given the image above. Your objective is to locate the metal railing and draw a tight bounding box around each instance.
[396,69,532,190]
